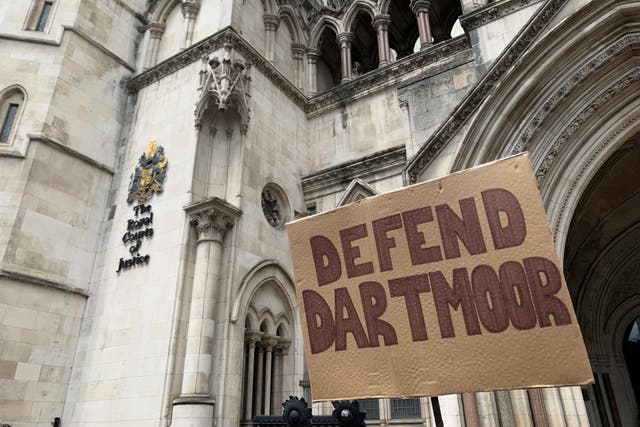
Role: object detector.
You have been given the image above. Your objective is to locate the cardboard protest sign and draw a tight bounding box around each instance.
[286,153,592,401]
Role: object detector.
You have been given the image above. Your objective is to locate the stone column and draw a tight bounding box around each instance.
[462,393,480,427]
[181,1,200,49]
[527,389,549,427]
[338,33,353,82]
[145,23,165,70]
[255,344,265,415]
[292,43,306,90]
[373,15,391,66]
[244,332,261,420]
[173,198,241,427]
[410,0,433,49]
[264,14,280,62]
[263,338,277,415]
[307,49,319,96]
[495,390,516,427]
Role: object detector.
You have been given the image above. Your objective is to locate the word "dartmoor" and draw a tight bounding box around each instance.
[302,188,571,354]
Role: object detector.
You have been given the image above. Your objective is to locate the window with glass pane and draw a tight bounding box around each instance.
[390,398,421,419]
[358,399,379,420]
[36,1,53,32]
[0,104,19,143]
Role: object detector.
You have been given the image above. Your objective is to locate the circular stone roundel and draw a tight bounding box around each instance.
[261,183,289,229]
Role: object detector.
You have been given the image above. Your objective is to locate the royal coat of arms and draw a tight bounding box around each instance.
[127,141,168,204]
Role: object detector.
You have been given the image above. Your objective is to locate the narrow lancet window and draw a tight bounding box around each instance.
[36,1,53,32]
[0,104,19,143]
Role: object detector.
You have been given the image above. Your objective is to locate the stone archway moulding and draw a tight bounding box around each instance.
[230,259,297,326]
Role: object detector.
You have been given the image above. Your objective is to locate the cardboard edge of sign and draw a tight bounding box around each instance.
[285,152,531,228]
[286,151,596,402]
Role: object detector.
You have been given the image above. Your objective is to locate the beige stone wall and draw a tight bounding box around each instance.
[62,60,201,426]
[307,86,411,172]
[0,279,84,427]
[157,5,184,63]
[0,0,141,424]
[233,0,268,58]
[192,0,232,45]
[274,22,296,83]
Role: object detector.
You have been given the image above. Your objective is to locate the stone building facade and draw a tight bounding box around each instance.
[0,0,638,426]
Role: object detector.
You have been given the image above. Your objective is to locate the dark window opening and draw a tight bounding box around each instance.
[390,398,421,419]
[36,1,53,32]
[0,103,19,143]
[624,317,640,409]
[317,27,341,92]
[359,399,379,420]
[350,12,378,76]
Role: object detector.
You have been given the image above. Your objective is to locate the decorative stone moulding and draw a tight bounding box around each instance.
[184,196,242,242]
[195,42,252,128]
[460,0,544,32]
[126,27,470,117]
[405,0,569,183]
[261,183,290,229]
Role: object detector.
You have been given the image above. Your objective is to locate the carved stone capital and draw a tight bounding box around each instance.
[263,14,280,31]
[181,1,200,19]
[149,22,166,39]
[373,14,391,31]
[306,48,320,63]
[277,338,292,354]
[410,0,432,14]
[291,43,306,59]
[189,210,231,243]
[263,336,279,351]
[337,32,354,48]
[184,197,242,243]
[246,330,263,346]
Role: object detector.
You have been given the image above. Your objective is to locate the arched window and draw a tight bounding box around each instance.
[241,281,294,419]
[0,86,26,145]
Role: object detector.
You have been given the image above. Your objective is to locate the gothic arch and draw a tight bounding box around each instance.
[447,1,640,257]
[260,0,277,15]
[377,0,392,15]
[452,1,640,168]
[0,84,27,145]
[233,260,299,419]
[278,5,304,45]
[308,16,341,50]
[342,0,376,32]
[149,0,181,24]
[231,259,297,325]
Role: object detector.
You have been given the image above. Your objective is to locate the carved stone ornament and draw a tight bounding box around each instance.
[184,197,242,243]
[127,141,168,204]
[261,184,289,229]
[195,42,252,129]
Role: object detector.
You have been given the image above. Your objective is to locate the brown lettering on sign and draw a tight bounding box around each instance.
[402,207,443,266]
[310,235,342,286]
[524,257,571,327]
[359,281,398,347]
[499,261,537,330]
[340,224,375,279]
[372,214,403,272]
[430,268,481,338]
[482,188,527,250]
[471,265,509,333]
[436,197,487,259]
[389,274,431,342]
[334,287,370,351]
[302,290,335,354]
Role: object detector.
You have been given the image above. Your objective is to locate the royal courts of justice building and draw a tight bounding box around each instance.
[0,0,639,426]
